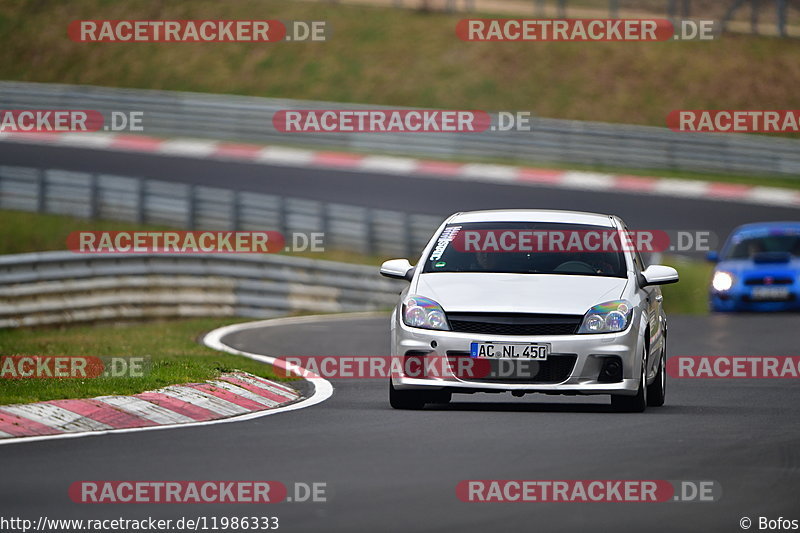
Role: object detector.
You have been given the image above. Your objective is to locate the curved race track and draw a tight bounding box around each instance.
[0,313,798,532]
[0,142,799,532]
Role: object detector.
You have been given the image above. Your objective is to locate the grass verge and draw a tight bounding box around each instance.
[0,209,389,265]
[659,255,713,315]
[0,317,296,406]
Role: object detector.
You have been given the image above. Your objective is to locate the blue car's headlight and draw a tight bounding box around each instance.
[402,295,449,331]
[577,300,633,334]
[711,271,735,292]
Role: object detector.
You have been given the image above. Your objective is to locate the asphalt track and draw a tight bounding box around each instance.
[0,313,799,532]
[2,142,799,249]
[1,143,799,531]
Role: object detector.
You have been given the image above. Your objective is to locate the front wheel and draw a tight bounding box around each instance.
[389,379,427,410]
[646,344,666,407]
[611,349,648,413]
[389,380,452,409]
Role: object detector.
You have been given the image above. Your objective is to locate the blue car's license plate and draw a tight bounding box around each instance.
[751,286,790,300]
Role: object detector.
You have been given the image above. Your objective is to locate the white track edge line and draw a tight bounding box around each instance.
[0,313,362,446]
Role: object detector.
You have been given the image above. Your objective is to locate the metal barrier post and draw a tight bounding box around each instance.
[135,177,145,224]
[88,173,99,220]
[36,169,46,213]
[187,184,197,229]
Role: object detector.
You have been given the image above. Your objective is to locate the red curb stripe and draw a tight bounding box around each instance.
[218,376,295,404]
[612,175,660,191]
[213,143,264,159]
[0,411,63,437]
[235,373,298,396]
[313,151,365,167]
[110,135,163,151]
[134,392,220,421]
[186,383,269,410]
[47,398,157,429]
[706,182,753,198]
[415,160,464,176]
[517,167,564,183]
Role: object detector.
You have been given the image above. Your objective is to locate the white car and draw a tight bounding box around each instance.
[380,209,678,412]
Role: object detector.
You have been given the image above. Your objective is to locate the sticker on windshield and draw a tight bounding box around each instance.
[434,261,446,268]
[430,225,461,262]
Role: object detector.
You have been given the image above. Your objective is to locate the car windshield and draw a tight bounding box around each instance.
[422,222,628,277]
[724,233,800,259]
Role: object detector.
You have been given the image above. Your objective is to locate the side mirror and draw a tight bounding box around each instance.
[380,259,415,281]
[706,251,719,263]
[640,265,679,287]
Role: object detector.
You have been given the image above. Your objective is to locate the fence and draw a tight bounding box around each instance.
[2,82,799,177]
[0,161,424,328]
[0,251,404,328]
[0,165,444,259]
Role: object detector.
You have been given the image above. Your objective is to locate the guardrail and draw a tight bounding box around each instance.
[0,251,404,328]
[0,165,444,259]
[2,82,799,177]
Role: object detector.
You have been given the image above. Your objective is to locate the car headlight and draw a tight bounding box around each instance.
[402,295,449,331]
[577,300,633,334]
[712,271,735,292]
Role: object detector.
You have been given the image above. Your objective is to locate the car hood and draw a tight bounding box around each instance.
[415,273,628,315]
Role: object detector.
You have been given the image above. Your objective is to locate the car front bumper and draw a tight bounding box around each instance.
[710,290,800,312]
[391,315,644,396]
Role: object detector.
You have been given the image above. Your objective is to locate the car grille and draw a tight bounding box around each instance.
[744,276,793,286]
[447,313,583,336]
[446,352,577,384]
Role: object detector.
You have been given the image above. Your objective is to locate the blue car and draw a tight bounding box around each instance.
[707,222,800,312]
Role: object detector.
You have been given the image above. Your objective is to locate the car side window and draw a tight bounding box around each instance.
[623,225,645,273]
[635,250,647,271]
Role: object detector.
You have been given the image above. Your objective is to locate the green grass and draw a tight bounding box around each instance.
[0,1,797,188]
[0,208,387,406]
[660,255,714,315]
[0,210,172,256]
[0,209,391,265]
[0,317,296,406]
[0,0,799,131]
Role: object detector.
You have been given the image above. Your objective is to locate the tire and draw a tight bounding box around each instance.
[611,348,648,413]
[429,391,452,405]
[389,379,428,410]
[646,344,666,407]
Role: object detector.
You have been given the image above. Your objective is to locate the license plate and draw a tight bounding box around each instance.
[470,342,550,360]
[751,286,790,301]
